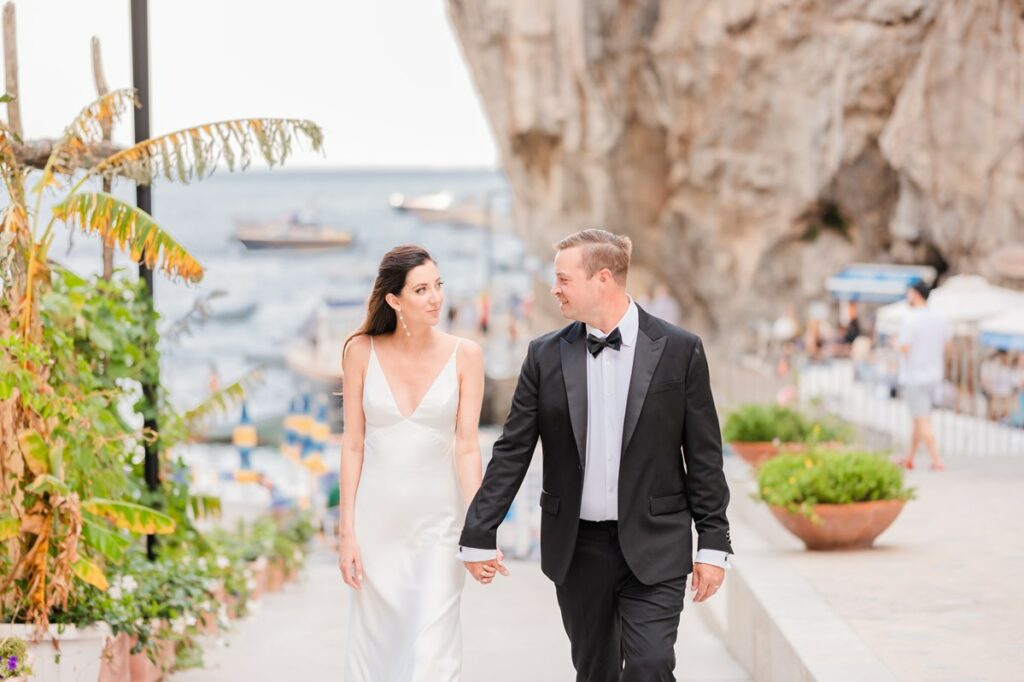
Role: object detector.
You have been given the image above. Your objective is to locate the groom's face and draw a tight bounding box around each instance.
[552,247,597,321]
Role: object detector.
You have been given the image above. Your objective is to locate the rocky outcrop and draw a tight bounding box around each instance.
[448,0,1024,337]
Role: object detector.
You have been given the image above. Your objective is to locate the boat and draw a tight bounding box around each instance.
[233,212,354,250]
[388,191,492,228]
[284,294,367,388]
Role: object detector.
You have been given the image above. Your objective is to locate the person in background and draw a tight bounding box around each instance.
[896,281,951,471]
[981,350,1019,421]
[646,283,680,326]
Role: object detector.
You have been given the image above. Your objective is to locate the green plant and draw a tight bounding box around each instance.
[0,635,31,679]
[756,450,915,520]
[1,85,321,629]
[722,403,853,444]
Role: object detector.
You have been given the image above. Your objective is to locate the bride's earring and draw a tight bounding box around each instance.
[397,307,410,337]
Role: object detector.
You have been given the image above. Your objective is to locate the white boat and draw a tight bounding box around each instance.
[284,295,367,387]
[388,191,491,228]
[233,212,354,250]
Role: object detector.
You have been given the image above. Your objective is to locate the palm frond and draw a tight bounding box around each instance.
[52,191,204,283]
[81,499,177,535]
[49,89,138,176]
[91,118,324,186]
[184,367,265,431]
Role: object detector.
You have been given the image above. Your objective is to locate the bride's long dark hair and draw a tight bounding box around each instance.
[343,244,435,358]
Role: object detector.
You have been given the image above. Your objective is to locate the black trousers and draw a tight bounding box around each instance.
[555,521,687,682]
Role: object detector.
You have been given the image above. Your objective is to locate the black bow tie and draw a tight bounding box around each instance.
[587,327,623,357]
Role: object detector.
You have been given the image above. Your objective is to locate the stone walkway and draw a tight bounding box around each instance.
[728,455,1024,681]
[175,549,750,681]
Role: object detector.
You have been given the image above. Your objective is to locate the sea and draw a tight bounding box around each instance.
[48,168,541,524]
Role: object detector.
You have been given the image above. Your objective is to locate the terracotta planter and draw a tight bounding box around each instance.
[2,622,110,682]
[731,441,847,467]
[198,581,226,634]
[730,441,780,467]
[128,635,175,682]
[266,558,286,593]
[769,500,907,550]
[99,632,132,682]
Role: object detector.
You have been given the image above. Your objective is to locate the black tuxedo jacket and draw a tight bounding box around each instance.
[460,306,732,586]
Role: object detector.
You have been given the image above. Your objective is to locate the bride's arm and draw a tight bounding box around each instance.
[453,339,485,507]
[338,336,370,587]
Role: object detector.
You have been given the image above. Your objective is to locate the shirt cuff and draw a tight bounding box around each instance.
[457,547,498,562]
[694,549,731,570]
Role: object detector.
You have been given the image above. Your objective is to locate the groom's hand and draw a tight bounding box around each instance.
[691,563,725,602]
[464,549,510,584]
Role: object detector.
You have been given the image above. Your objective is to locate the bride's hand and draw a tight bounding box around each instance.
[338,536,364,590]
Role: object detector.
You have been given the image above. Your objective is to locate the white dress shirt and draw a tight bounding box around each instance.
[460,298,729,570]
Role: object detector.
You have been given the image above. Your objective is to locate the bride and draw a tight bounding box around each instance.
[338,244,503,681]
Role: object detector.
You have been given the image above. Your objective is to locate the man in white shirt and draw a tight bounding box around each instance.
[459,229,732,681]
[897,280,951,470]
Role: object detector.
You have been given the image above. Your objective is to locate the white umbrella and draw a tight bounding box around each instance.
[874,275,1024,337]
[979,309,1024,351]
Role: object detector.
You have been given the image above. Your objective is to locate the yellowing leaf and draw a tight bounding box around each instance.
[81,499,176,535]
[18,429,49,476]
[52,192,204,283]
[0,516,18,541]
[72,557,109,591]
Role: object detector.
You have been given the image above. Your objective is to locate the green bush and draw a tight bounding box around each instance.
[722,403,853,443]
[756,450,914,518]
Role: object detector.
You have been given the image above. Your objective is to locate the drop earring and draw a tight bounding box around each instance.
[397,307,410,337]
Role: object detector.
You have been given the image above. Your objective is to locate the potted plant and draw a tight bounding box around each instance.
[723,403,852,466]
[0,635,32,681]
[756,450,915,550]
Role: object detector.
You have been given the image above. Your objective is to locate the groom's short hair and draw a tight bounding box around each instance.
[554,229,632,282]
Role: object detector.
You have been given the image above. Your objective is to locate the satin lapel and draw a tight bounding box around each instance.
[559,323,588,470]
[621,326,666,458]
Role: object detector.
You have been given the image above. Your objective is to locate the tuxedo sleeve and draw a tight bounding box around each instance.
[459,339,541,550]
[681,338,733,554]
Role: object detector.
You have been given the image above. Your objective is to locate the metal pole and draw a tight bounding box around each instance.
[131,0,159,560]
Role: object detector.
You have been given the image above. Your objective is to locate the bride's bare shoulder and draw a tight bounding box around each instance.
[450,335,483,366]
[342,334,373,371]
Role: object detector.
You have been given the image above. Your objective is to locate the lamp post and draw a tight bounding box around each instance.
[130,0,161,561]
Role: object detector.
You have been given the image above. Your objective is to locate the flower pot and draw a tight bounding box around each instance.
[730,441,780,467]
[731,441,848,467]
[99,632,132,682]
[128,635,175,682]
[769,500,907,550]
[266,558,286,593]
[1,622,110,682]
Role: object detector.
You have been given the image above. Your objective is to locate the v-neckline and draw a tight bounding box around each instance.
[371,339,458,421]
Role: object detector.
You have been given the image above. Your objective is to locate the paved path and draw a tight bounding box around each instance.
[729,455,1024,681]
[175,550,749,681]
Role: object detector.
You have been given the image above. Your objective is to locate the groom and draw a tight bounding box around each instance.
[458,229,732,681]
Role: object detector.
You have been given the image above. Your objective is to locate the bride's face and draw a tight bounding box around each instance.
[392,261,444,329]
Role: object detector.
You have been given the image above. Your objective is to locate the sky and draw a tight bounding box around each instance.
[7,0,498,168]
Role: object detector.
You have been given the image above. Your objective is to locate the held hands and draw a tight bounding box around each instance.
[691,562,725,603]
[464,549,509,585]
[338,535,364,590]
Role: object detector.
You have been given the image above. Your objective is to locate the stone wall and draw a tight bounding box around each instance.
[448,0,1024,339]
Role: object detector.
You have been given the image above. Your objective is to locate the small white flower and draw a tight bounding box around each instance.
[171,617,187,635]
[201,601,212,612]
[197,557,208,571]
[244,568,253,580]
[246,578,257,591]
[121,575,138,594]
[293,549,303,562]
[184,614,197,627]
[216,556,230,570]
[181,556,192,565]
[108,585,123,601]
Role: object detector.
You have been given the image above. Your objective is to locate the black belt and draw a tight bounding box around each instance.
[578,519,619,540]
